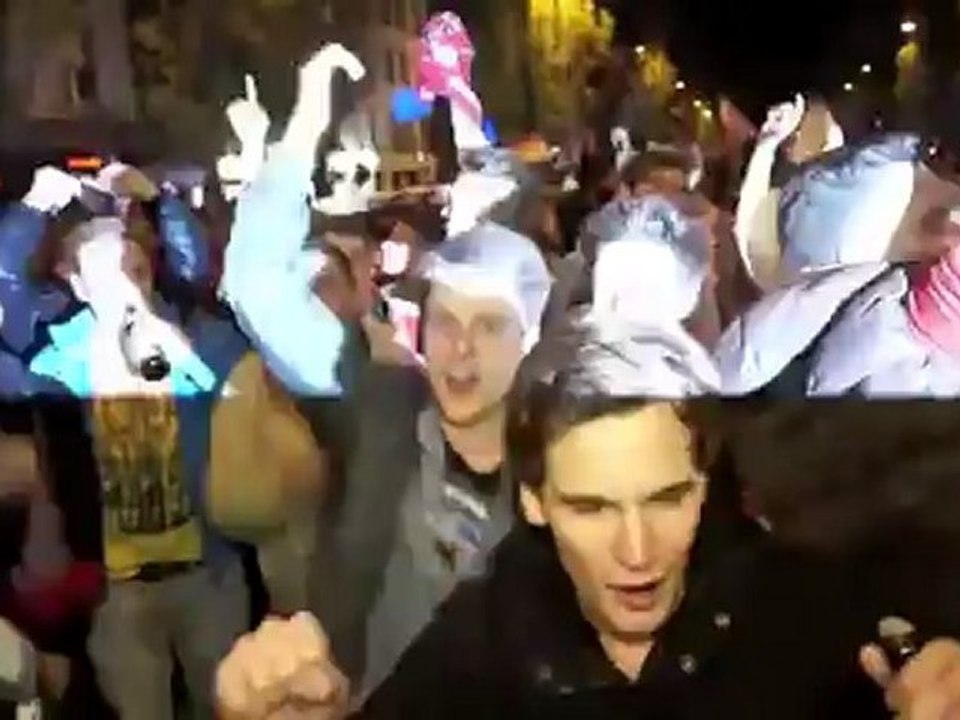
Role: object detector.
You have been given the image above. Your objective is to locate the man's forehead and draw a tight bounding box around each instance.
[545,406,697,491]
[428,282,517,317]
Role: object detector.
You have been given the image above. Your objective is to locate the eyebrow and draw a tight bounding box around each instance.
[557,479,698,506]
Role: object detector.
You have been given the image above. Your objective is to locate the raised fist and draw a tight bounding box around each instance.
[22,166,82,214]
[298,44,366,97]
[216,613,349,720]
[759,94,806,147]
[295,44,365,130]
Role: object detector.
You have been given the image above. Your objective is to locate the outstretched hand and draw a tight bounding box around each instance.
[759,94,806,147]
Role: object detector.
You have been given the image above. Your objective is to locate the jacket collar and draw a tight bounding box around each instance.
[492,524,759,698]
[31,306,217,397]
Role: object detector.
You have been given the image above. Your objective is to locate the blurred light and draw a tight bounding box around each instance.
[675,80,686,90]
[929,145,939,157]
[701,108,713,120]
[635,44,646,55]
[67,155,104,171]
[415,151,426,162]
[693,99,703,109]
[901,20,917,34]
[861,63,872,74]
[843,82,854,92]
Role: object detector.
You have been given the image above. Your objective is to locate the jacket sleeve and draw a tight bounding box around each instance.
[219,151,347,397]
[157,191,211,286]
[0,203,70,355]
[355,583,495,720]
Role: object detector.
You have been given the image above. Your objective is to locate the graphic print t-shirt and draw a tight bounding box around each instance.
[90,396,202,580]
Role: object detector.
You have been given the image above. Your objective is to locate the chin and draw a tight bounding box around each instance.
[605,604,673,638]
[435,393,498,428]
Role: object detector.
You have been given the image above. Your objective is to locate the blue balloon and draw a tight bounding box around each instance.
[392,87,434,123]
[483,119,499,145]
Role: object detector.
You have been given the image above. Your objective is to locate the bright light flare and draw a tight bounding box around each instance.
[843,82,854,92]
[635,44,646,55]
[675,80,686,91]
[861,63,872,74]
[901,20,917,34]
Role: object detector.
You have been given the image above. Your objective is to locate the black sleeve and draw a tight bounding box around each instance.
[355,583,499,720]
[310,362,426,683]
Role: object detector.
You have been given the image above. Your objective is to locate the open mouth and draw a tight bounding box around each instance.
[608,579,663,612]
[445,373,480,395]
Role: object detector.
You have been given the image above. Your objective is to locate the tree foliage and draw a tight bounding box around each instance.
[528,0,614,136]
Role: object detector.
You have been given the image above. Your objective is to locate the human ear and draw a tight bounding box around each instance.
[520,483,547,527]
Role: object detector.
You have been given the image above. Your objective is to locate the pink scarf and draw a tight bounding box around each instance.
[907,243,960,355]
[417,12,483,129]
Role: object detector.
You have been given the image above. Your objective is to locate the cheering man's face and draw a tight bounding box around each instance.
[522,404,706,648]
[423,283,524,427]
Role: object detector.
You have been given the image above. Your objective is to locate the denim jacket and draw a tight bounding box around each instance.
[0,191,210,359]
[0,192,246,572]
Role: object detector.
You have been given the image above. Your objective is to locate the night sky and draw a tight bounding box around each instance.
[605,0,958,120]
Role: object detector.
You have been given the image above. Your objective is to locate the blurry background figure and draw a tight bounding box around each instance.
[0,410,109,720]
[208,352,328,615]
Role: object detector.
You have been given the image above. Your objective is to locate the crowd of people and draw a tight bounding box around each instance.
[0,10,960,719]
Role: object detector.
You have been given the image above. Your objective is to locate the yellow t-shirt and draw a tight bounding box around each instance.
[90,396,202,580]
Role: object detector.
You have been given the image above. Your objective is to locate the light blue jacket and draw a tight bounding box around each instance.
[219,151,347,397]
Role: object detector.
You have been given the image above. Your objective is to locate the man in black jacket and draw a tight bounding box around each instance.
[216,319,960,719]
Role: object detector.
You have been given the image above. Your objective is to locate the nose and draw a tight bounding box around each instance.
[452,327,475,359]
[612,507,652,571]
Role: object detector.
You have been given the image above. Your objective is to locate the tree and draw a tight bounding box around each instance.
[527,0,615,137]
[895,38,926,131]
[637,46,677,107]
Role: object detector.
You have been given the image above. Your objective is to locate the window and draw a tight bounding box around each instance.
[386,51,396,83]
[319,0,334,24]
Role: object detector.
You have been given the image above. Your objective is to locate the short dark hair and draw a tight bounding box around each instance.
[506,322,718,491]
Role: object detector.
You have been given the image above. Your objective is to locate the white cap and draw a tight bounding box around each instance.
[424,222,552,353]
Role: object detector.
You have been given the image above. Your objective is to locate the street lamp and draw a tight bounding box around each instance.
[635,44,646,56]
[701,108,713,120]
[844,82,854,92]
[675,80,686,91]
[861,63,872,74]
[901,19,917,34]
[693,99,703,109]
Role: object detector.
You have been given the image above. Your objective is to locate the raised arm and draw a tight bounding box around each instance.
[0,167,80,354]
[733,95,805,291]
[219,45,366,397]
